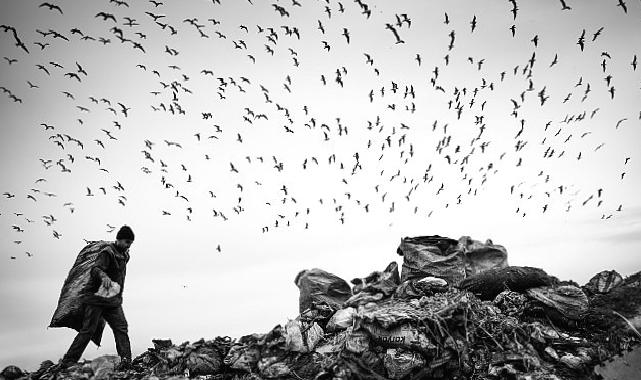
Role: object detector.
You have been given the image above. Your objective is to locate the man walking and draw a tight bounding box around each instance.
[59,225,135,370]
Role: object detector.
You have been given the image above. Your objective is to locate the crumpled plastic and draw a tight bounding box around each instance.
[351,262,401,297]
[326,307,357,332]
[284,319,324,353]
[383,348,426,379]
[527,285,589,320]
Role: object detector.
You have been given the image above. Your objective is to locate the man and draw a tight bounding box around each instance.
[59,225,135,370]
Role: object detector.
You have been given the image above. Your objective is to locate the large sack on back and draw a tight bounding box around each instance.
[459,266,554,300]
[457,236,508,277]
[49,240,112,346]
[295,268,351,314]
[396,235,463,284]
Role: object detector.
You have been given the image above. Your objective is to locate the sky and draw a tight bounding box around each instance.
[1,0,640,370]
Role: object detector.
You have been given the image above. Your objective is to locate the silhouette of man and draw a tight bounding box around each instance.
[60,225,134,370]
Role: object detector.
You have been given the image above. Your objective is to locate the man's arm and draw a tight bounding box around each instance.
[91,250,112,287]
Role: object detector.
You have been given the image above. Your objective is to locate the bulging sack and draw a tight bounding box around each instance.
[457,236,508,277]
[397,235,509,286]
[49,240,112,346]
[295,268,351,314]
[397,235,464,284]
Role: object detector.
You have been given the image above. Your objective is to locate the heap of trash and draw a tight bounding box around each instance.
[3,235,640,380]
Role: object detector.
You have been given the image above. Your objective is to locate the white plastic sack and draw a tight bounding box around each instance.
[284,319,323,352]
[326,307,357,332]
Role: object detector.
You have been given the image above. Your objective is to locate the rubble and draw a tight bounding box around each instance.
[4,234,639,380]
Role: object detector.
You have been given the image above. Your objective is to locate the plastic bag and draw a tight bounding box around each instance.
[459,266,553,300]
[295,268,352,314]
[49,240,113,346]
[95,281,120,298]
[224,345,260,372]
[583,270,623,295]
[457,236,508,277]
[326,307,357,332]
[394,277,448,299]
[351,262,401,297]
[397,235,464,284]
[284,319,324,352]
[185,347,222,376]
[527,285,589,320]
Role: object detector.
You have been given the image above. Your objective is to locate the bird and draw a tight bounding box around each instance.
[95,12,117,22]
[577,29,586,51]
[384,24,404,44]
[39,2,63,14]
[559,0,571,10]
[342,28,350,44]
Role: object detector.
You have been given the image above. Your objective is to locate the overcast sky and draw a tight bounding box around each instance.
[1,0,640,370]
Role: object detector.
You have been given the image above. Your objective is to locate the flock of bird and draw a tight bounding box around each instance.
[1,0,638,260]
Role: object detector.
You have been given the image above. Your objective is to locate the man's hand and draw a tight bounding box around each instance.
[100,275,112,289]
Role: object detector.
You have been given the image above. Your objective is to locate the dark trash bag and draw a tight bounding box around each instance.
[457,236,508,277]
[459,266,553,300]
[295,268,352,314]
[396,235,463,284]
[49,240,112,346]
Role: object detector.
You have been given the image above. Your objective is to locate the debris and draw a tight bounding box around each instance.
[12,234,640,380]
[396,235,464,284]
[89,355,119,380]
[394,276,449,299]
[383,348,425,379]
[527,285,589,320]
[284,319,324,352]
[456,235,508,277]
[583,269,623,295]
[326,307,357,332]
[351,262,401,297]
[295,268,352,314]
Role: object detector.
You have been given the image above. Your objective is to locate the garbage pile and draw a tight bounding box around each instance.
[4,235,640,380]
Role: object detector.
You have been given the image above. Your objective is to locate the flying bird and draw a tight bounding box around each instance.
[39,2,63,14]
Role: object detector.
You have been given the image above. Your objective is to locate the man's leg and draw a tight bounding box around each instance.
[62,304,103,364]
[103,305,131,363]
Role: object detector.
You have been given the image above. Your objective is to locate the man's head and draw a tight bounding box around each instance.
[115,225,134,251]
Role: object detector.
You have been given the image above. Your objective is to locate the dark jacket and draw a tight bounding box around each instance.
[81,242,130,307]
